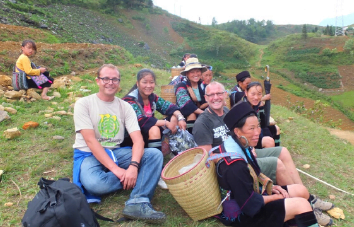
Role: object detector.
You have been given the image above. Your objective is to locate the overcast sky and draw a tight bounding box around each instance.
[153,0,354,25]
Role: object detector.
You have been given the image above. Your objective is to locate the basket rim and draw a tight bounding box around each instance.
[161,147,208,181]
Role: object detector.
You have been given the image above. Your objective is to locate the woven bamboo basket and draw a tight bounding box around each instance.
[171,67,184,78]
[160,85,176,104]
[161,147,222,221]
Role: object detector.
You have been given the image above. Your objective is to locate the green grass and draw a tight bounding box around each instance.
[331,91,354,109]
[0,66,354,226]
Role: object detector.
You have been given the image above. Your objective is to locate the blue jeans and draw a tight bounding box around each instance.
[80,147,163,205]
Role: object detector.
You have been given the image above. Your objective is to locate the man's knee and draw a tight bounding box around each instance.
[143,148,163,163]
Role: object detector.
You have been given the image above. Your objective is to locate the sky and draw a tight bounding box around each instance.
[153,0,354,25]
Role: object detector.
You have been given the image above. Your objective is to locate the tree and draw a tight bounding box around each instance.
[302,24,307,39]
[211,17,217,27]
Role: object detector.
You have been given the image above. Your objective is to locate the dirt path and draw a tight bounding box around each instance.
[256,49,264,67]
[327,128,354,146]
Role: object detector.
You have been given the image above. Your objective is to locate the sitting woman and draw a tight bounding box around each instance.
[243,81,281,148]
[212,102,319,227]
[175,57,208,133]
[123,68,186,151]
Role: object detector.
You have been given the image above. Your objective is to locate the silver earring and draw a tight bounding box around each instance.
[239,136,249,147]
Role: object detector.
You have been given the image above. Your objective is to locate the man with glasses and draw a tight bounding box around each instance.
[72,64,166,224]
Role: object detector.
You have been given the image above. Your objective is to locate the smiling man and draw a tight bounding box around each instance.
[72,64,166,224]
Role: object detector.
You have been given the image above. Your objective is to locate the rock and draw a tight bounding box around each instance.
[53,92,61,98]
[22,121,39,130]
[27,89,42,100]
[67,111,73,116]
[4,91,22,99]
[70,76,82,82]
[118,18,123,23]
[79,89,91,93]
[303,164,310,169]
[0,105,4,111]
[52,116,61,120]
[327,207,345,219]
[0,75,11,86]
[71,71,76,76]
[54,111,67,115]
[144,43,150,50]
[288,117,294,120]
[0,110,10,122]
[134,64,142,68]
[44,113,53,118]
[4,107,17,114]
[53,135,64,140]
[51,80,66,89]
[329,195,336,200]
[4,202,13,207]
[40,24,48,29]
[51,102,58,105]
[0,90,4,97]
[80,86,88,89]
[3,128,21,139]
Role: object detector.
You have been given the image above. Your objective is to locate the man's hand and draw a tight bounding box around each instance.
[272,185,289,198]
[121,166,138,190]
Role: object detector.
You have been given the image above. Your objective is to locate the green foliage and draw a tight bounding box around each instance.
[163,27,169,34]
[132,15,145,21]
[212,61,225,76]
[322,48,337,57]
[344,38,354,52]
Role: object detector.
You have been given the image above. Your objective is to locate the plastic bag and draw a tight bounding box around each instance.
[163,127,197,155]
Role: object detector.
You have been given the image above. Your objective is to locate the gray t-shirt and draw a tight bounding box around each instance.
[193,107,230,148]
[73,94,140,152]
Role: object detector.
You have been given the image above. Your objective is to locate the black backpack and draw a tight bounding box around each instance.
[22,178,107,227]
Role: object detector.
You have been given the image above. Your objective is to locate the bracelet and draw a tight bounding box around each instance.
[177,114,185,121]
[130,161,140,169]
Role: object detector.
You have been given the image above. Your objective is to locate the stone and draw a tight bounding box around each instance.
[0,75,11,86]
[67,111,74,116]
[288,117,294,120]
[53,92,61,98]
[44,113,53,118]
[4,107,17,114]
[80,86,88,89]
[51,102,58,105]
[51,80,66,89]
[0,90,4,97]
[40,24,48,29]
[4,202,13,207]
[54,111,67,115]
[0,105,4,111]
[0,110,10,122]
[118,18,123,23]
[3,128,21,139]
[53,135,64,140]
[70,76,82,82]
[27,89,42,100]
[52,116,61,120]
[22,121,39,130]
[329,195,336,200]
[4,91,22,99]
[303,164,310,169]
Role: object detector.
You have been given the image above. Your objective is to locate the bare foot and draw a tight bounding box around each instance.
[42,96,54,100]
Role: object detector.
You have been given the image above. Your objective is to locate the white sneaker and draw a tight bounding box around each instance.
[158,178,168,189]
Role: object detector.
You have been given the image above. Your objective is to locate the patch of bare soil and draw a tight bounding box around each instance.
[327,128,354,146]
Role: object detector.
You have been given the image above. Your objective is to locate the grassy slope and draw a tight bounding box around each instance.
[1,65,354,226]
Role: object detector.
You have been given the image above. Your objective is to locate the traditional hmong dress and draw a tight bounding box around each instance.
[213,136,286,227]
[123,89,179,145]
[175,80,206,118]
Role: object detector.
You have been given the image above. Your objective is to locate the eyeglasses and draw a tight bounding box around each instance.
[205,91,225,97]
[97,77,120,84]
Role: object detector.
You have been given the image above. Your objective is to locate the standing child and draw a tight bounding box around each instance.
[16,40,54,100]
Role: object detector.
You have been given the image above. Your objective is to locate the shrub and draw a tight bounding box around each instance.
[212,61,225,76]
[344,39,354,52]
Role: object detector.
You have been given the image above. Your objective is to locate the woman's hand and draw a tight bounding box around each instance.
[251,147,257,158]
[272,185,289,198]
[166,121,177,134]
[39,67,46,73]
[177,119,186,130]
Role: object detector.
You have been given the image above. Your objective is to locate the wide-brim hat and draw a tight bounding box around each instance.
[224,102,256,130]
[181,58,207,76]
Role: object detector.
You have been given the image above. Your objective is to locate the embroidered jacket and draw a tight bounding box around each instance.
[175,80,206,118]
[123,89,179,135]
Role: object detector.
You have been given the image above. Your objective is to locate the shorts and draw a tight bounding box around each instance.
[255,146,282,184]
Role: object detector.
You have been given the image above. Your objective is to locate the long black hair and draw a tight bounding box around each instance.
[124,68,156,97]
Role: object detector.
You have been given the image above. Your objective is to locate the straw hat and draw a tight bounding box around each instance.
[181,58,207,76]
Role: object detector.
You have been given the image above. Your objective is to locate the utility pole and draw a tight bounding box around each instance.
[335,0,344,36]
